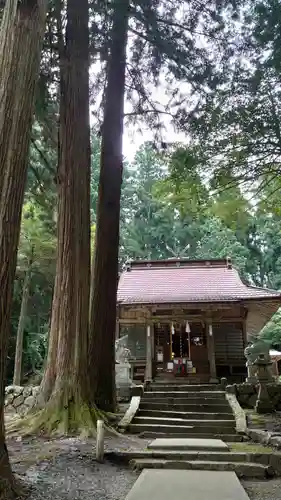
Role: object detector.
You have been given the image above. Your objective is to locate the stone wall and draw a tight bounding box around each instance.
[227,383,281,410]
[4,385,39,416]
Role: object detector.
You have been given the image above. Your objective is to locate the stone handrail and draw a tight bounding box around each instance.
[118,385,143,431]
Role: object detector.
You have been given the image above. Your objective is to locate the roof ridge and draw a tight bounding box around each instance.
[126,257,231,270]
[245,283,280,295]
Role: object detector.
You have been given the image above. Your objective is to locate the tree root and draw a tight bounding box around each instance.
[0,475,28,500]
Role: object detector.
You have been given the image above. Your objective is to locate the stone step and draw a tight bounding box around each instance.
[137,431,244,442]
[148,384,221,392]
[108,450,250,462]
[139,402,232,413]
[133,416,235,429]
[141,397,229,406]
[129,423,236,435]
[148,437,229,451]
[143,391,225,398]
[138,409,235,420]
[130,458,274,478]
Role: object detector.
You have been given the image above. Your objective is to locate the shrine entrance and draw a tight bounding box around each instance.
[154,322,209,378]
[172,324,190,359]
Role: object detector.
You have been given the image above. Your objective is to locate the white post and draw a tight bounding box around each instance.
[145,324,152,382]
[96,419,104,462]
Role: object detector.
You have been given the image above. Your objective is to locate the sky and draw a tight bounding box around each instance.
[122,110,188,161]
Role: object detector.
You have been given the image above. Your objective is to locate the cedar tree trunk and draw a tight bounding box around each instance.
[40,0,63,402]
[89,0,130,412]
[0,0,47,493]
[33,0,96,434]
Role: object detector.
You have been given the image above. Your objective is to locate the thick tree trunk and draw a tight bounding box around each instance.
[89,0,130,412]
[33,0,95,434]
[0,0,47,492]
[40,0,63,402]
[39,268,60,401]
[54,0,91,400]
[13,269,31,386]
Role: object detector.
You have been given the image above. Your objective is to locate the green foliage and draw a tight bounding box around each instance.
[261,309,281,349]
[7,196,56,383]
[18,201,56,276]
[193,217,250,276]
[254,0,281,72]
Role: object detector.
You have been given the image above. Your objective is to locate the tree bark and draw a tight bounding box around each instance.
[13,269,31,386]
[39,266,60,401]
[0,0,47,492]
[40,0,63,402]
[34,0,94,433]
[89,0,130,412]
[54,0,91,398]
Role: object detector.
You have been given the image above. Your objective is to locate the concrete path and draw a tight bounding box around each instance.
[125,469,250,500]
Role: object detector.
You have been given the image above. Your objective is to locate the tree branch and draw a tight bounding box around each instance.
[30,137,56,175]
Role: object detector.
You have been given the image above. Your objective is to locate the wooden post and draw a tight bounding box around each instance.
[151,323,155,359]
[242,317,247,347]
[115,319,120,340]
[145,324,152,381]
[206,320,218,383]
[96,420,105,462]
[170,322,173,360]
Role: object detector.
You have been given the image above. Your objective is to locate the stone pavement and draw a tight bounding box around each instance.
[147,437,228,451]
[125,469,250,500]
[124,438,252,500]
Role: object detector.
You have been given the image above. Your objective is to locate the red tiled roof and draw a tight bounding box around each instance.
[117,258,281,305]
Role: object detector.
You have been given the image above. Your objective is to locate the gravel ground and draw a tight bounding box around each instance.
[7,435,147,500]
[242,479,281,500]
[25,453,139,500]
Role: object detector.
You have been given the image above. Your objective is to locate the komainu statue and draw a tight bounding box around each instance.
[244,338,271,365]
[115,334,131,364]
[244,338,271,382]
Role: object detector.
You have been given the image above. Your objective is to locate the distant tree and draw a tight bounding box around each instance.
[193,217,250,276]
[13,202,56,386]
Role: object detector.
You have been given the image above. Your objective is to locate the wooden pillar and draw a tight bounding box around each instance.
[206,320,218,383]
[151,324,155,378]
[145,324,153,382]
[242,317,248,347]
[169,322,173,360]
[115,319,120,340]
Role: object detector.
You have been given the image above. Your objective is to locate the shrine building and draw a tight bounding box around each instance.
[116,258,281,383]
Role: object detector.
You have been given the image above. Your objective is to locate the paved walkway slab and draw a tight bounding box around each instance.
[125,469,250,500]
[148,438,229,451]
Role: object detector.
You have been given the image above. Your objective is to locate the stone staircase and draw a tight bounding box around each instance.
[108,438,277,480]
[129,381,241,441]
[124,452,274,479]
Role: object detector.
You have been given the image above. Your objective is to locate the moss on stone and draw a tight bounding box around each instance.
[229,442,273,454]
